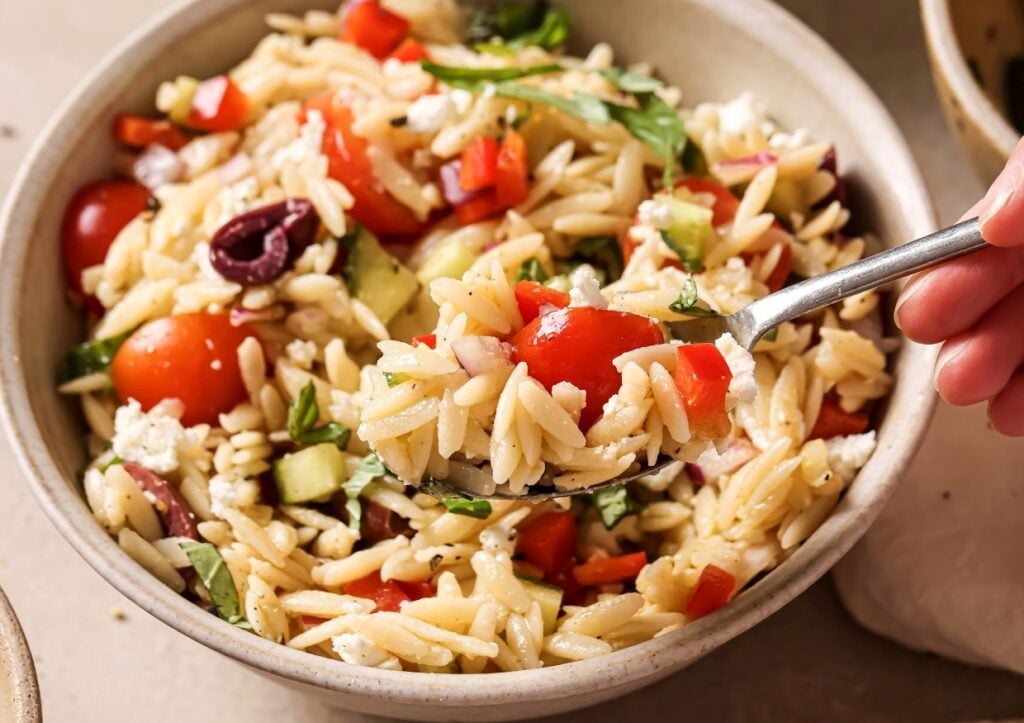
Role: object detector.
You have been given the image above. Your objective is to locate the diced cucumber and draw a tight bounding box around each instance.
[655,190,713,271]
[168,75,199,126]
[343,227,419,324]
[416,235,478,285]
[518,576,564,634]
[544,275,571,293]
[383,372,410,387]
[272,443,348,505]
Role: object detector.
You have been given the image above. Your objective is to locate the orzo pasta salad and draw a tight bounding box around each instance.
[58,0,894,672]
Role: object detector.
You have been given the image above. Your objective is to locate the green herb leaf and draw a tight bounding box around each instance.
[494,82,611,124]
[287,382,351,449]
[659,230,704,273]
[58,331,132,384]
[420,61,563,89]
[179,541,249,628]
[341,454,387,532]
[442,497,493,519]
[99,456,123,474]
[681,137,706,175]
[509,103,533,130]
[467,1,546,43]
[507,7,571,50]
[591,485,639,530]
[668,276,719,317]
[762,327,779,343]
[298,423,351,448]
[383,371,411,388]
[606,93,687,186]
[516,257,550,283]
[598,67,664,93]
[572,235,624,283]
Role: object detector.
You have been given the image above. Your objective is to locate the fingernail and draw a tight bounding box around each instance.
[893,277,924,330]
[934,339,967,388]
[979,188,1014,234]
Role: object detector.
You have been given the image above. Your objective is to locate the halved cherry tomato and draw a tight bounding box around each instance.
[545,565,586,606]
[809,393,869,440]
[411,333,436,349]
[674,344,732,438]
[396,580,436,601]
[684,564,736,618]
[454,190,504,225]
[188,75,248,132]
[674,178,741,226]
[113,114,188,151]
[301,93,423,239]
[517,512,577,577]
[572,552,647,586]
[388,37,429,63]
[460,137,500,191]
[343,570,411,612]
[495,130,530,207]
[513,280,569,323]
[111,313,260,427]
[509,307,665,430]
[61,180,151,296]
[341,0,410,59]
[301,615,328,628]
[761,239,792,292]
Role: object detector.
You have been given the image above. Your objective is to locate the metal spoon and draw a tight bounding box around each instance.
[429,217,988,501]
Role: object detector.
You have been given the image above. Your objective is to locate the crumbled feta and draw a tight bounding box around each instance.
[405,93,455,134]
[214,176,260,227]
[450,89,474,115]
[768,128,811,150]
[715,333,757,409]
[111,399,191,475]
[717,92,768,136]
[825,431,877,481]
[637,199,675,230]
[271,108,326,172]
[208,474,260,518]
[332,633,403,670]
[568,265,609,309]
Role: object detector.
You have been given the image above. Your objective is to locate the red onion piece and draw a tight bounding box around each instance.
[717,151,778,167]
[440,159,482,206]
[229,307,278,327]
[813,146,847,210]
[451,335,510,376]
[122,462,199,539]
[132,144,186,191]
[684,462,705,487]
[218,151,253,185]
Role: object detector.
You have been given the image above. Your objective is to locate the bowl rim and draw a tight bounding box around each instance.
[920,0,1020,159]
[0,0,938,711]
[0,586,42,723]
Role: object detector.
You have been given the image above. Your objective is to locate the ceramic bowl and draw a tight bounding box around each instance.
[921,0,1022,182]
[0,0,937,719]
[0,586,41,723]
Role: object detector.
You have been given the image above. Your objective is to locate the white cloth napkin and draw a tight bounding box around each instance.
[834,402,1024,674]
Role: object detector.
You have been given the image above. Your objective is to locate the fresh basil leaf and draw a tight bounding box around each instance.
[494,82,611,124]
[668,276,719,317]
[383,372,411,388]
[467,1,546,43]
[592,485,639,530]
[420,61,563,89]
[442,497,493,519]
[573,235,624,283]
[99,456,123,474]
[179,541,249,628]
[516,257,550,283]
[659,230,704,273]
[507,7,571,50]
[763,327,779,343]
[58,331,132,384]
[509,103,533,130]
[341,454,387,532]
[599,67,664,93]
[606,93,687,185]
[297,422,351,448]
[288,382,350,449]
[681,137,706,175]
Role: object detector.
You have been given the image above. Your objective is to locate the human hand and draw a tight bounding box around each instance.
[895,137,1024,435]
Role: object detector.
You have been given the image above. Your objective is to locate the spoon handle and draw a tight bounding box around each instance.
[736,217,988,346]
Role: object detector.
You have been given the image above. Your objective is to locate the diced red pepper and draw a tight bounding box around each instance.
[673,178,741,226]
[396,580,436,601]
[113,114,187,151]
[454,190,504,225]
[545,566,586,606]
[460,137,500,191]
[513,280,569,323]
[509,307,665,430]
[342,0,410,59]
[674,344,733,439]
[684,564,736,618]
[762,239,792,292]
[387,37,429,63]
[188,75,248,132]
[343,570,411,612]
[495,130,530,207]
[412,333,437,349]
[809,393,869,440]
[301,615,328,628]
[572,552,647,586]
[516,512,577,577]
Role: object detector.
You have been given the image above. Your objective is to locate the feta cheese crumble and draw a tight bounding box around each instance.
[825,431,877,481]
[332,632,403,670]
[271,108,326,172]
[637,199,675,230]
[111,399,193,475]
[715,333,757,409]
[208,474,260,518]
[405,93,455,134]
[568,265,609,309]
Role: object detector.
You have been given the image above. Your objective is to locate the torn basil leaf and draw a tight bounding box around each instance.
[599,67,664,93]
[592,485,639,530]
[442,497,493,519]
[606,93,687,186]
[99,456,123,474]
[179,541,250,629]
[467,1,546,44]
[287,381,351,449]
[572,235,624,283]
[420,61,563,89]
[341,454,387,532]
[58,331,132,383]
[495,82,611,124]
[763,327,779,343]
[516,257,550,283]
[477,7,571,54]
[383,371,411,387]
[668,276,719,317]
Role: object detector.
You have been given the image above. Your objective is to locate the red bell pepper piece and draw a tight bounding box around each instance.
[454,190,504,225]
[684,564,736,618]
[513,280,569,323]
[674,344,733,438]
[343,570,411,612]
[572,552,647,586]
[516,512,577,577]
[809,393,869,440]
[460,137,500,191]
[387,37,429,63]
[412,333,436,349]
[509,307,665,430]
[188,75,248,132]
[761,239,792,293]
[341,0,410,59]
[113,114,187,151]
[495,130,530,207]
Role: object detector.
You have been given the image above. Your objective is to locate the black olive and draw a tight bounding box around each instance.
[209,198,320,284]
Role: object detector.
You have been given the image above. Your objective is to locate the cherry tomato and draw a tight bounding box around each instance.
[411,333,436,349]
[188,75,248,132]
[517,512,577,577]
[761,239,793,293]
[460,137,500,191]
[387,37,429,63]
[684,564,736,618]
[61,180,151,295]
[509,307,665,430]
[111,313,260,427]
[341,0,410,59]
[301,93,423,239]
[513,280,569,323]
[674,178,741,226]
[674,344,733,439]
[572,551,647,586]
[495,130,530,207]
[809,393,869,440]
[343,571,411,612]
[395,580,435,601]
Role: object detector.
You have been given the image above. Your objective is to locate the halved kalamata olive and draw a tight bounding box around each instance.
[122,462,199,539]
[209,198,320,284]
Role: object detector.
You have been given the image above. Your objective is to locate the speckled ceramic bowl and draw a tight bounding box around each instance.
[921,0,1022,182]
[0,586,41,723]
[0,0,937,719]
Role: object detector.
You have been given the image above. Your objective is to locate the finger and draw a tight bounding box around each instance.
[894,244,1024,343]
[933,284,1024,406]
[988,369,1024,436]
[979,135,1024,247]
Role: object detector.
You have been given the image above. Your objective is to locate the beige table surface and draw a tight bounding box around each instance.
[3,0,1024,721]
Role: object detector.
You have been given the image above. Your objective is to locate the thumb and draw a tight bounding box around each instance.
[979,135,1024,247]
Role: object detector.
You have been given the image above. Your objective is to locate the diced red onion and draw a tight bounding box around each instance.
[440,159,481,206]
[451,335,510,377]
[813,146,847,210]
[717,151,778,167]
[684,462,706,487]
[711,152,778,186]
[218,151,253,185]
[229,307,278,327]
[692,439,757,481]
[133,144,186,191]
